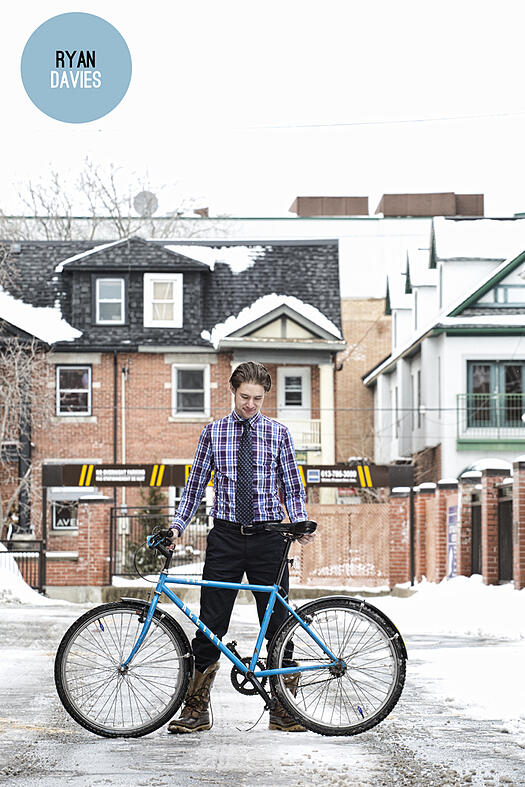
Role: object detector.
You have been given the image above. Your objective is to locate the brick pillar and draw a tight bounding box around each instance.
[436,480,458,582]
[481,468,510,585]
[512,457,525,590]
[389,488,410,587]
[414,483,436,581]
[457,471,481,577]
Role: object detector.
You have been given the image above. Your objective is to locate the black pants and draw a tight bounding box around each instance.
[192,523,289,672]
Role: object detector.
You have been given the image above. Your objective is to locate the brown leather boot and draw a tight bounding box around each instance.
[269,670,306,732]
[168,661,219,733]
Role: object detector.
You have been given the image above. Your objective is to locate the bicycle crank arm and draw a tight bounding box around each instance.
[244,672,276,711]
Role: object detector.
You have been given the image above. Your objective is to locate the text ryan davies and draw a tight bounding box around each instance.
[50,51,101,88]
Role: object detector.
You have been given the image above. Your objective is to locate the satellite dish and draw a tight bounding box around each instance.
[133,191,159,217]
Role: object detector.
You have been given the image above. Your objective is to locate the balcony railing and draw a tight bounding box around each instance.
[457,393,525,440]
[278,418,321,450]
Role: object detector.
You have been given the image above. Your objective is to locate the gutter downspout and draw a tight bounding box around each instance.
[121,362,128,508]
[113,350,118,504]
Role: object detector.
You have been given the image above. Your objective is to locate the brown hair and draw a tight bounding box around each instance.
[229,361,272,392]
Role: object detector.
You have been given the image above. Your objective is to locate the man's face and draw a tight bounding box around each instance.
[231,381,266,419]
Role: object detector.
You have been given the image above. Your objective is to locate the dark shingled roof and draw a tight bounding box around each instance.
[2,237,341,349]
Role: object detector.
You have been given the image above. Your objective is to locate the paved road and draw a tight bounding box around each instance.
[0,603,523,786]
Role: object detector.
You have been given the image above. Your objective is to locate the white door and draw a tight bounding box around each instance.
[277,367,311,420]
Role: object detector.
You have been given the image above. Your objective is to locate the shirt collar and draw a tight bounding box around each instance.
[231,410,261,428]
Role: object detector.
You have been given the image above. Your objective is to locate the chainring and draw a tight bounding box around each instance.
[230,657,268,695]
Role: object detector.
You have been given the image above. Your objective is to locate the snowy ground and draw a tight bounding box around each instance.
[0,568,524,786]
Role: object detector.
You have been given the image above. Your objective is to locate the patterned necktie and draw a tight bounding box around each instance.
[236,420,253,525]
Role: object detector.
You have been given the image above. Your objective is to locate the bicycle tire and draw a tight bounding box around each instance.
[55,601,192,738]
[267,596,406,736]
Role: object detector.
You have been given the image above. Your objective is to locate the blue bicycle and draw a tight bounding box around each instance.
[55,521,407,737]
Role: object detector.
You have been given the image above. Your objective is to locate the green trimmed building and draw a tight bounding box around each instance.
[364,217,525,479]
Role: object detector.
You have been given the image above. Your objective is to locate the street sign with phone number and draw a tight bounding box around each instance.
[42,462,413,489]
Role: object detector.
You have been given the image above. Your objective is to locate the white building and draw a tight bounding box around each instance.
[364,217,525,479]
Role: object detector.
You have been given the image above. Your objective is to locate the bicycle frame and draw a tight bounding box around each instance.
[121,571,342,679]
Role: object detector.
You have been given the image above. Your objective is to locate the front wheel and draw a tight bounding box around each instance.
[55,602,191,737]
[267,597,406,736]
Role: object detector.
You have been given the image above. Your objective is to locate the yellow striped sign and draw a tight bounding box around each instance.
[78,464,95,486]
[357,463,373,488]
[150,464,167,486]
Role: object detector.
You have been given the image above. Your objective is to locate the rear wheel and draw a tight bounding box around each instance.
[55,602,191,737]
[267,597,406,736]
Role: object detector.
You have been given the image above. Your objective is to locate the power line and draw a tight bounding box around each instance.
[246,109,525,131]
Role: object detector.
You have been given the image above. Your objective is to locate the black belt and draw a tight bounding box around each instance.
[213,518,275,536]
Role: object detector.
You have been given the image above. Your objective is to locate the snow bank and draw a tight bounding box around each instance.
[0,287,81,344]
[0,545,66,606]
[371,574,525,640]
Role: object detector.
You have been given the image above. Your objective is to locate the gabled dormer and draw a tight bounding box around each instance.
[450,251,525,315]
[202,296,344,354]
[55,236,211,348]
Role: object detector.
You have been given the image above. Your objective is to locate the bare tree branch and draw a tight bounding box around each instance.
[0,158,232,240]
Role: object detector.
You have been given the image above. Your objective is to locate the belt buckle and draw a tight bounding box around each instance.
[240,524,254,536]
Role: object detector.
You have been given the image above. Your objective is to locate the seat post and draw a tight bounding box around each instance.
[274,537,293,589]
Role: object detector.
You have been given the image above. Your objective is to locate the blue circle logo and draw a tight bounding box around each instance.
[21,13,132,124]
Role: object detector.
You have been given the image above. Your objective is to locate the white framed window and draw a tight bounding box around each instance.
[96,278,125,324]
[144,273,183,328]
[56,366,92,416]
[172,365,210,416]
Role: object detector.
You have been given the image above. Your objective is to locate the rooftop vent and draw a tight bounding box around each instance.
[289,196,369,217]
[375,192,484,217]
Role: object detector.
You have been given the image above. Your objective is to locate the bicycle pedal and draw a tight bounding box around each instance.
[226,641,242,658]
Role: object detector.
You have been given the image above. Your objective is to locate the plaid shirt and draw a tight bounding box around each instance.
[170,410,307,534]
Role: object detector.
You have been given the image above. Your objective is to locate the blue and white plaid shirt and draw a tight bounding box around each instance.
[170,410,307,534]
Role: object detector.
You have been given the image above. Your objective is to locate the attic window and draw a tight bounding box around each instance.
[478,284,525,306]
[144,273,183,328]
[96,278,125,324]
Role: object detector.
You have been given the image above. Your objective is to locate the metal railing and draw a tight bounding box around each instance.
[279,418,321,450]
[110,505,211,578]
[457,393,525,440]
[0,540,45,593]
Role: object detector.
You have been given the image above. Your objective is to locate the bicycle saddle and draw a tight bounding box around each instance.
[263,520,317,535]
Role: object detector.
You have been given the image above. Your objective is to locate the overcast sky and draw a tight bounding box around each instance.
[2,0,525,217]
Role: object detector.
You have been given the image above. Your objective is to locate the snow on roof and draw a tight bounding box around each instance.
[164,244,266,273]
[54,239,125,272]
[438,314,525,327]
[201,293,343,349]
[463,458,513,473]
[409,248,438,287]
[365,247,525,385]
[0,288,81,343]
[434,217,525,261]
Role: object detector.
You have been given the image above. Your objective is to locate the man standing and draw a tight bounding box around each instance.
[166,361,314,734]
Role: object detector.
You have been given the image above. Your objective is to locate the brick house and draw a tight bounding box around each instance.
[2,237,344,594]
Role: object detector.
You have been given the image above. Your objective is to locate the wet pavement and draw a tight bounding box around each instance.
[0,603,523,786]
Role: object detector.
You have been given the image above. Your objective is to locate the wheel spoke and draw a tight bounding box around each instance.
[269,601,405,734]
[57,605,187,735]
